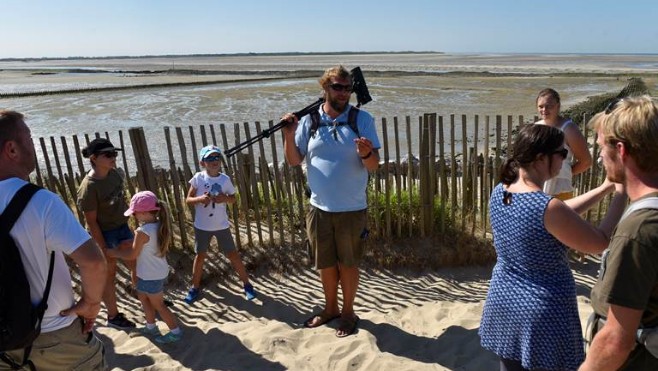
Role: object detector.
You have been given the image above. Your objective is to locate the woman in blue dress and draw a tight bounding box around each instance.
[479,124,628,371]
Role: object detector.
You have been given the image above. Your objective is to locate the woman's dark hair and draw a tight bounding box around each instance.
[499,124,564,185]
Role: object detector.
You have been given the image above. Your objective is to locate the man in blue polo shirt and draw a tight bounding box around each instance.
[282,65,380,338]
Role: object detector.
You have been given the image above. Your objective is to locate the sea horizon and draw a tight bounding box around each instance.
[3,51,658,62]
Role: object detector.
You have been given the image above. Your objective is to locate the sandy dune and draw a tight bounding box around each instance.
[95,257,600,370]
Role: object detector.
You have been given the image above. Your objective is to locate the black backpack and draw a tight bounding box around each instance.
[0,183,55,371]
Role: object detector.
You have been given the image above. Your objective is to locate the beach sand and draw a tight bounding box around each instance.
[96,257,600,370]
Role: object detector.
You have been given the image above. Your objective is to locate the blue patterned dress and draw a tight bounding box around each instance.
[479,183,584,371]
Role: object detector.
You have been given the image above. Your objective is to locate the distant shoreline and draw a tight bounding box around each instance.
[3,69,656,99]
[4,51,658,63]
[3,53,657,77]
[0,51,443,62]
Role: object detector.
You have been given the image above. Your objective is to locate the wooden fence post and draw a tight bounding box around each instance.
[128,127,157,192]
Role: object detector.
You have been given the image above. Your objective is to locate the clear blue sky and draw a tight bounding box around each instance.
[3,0,657,58]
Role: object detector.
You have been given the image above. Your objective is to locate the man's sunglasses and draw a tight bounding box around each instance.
[604,98,623,114]
[203,155,222,162]
[329,83,353,93]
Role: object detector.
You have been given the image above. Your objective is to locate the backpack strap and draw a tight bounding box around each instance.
[309,110,321,139]
[620,196,658,222]
[0,183,53,371]
[347,106,360,138]
[0,183,41,232]
[309,106,360,139]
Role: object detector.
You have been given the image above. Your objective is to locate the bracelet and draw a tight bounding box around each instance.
[360,151,372,160]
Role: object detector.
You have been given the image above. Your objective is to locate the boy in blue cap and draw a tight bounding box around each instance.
[183,145,256,304]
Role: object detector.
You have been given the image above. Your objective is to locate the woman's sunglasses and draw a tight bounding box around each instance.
[99,151,118,158]
[551,148,568,159]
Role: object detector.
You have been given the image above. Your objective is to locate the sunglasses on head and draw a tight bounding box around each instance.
[604,98,623,115]
[329,83,353,93]
[551,148,568,159]
[100,151,118,158]
[203,155,221,162]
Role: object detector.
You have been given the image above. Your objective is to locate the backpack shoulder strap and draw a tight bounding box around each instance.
[309,110,321,139]
[0,183,41,232]
[347,106,360,137]
[620,196,658,222]
[309,107,360,138]
[0,183,51,371]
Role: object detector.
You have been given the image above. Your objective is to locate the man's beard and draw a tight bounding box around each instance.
[328,95,349,113]
[605,162,625,184]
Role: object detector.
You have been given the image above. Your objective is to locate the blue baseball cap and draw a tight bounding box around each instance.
[199,145,222,160]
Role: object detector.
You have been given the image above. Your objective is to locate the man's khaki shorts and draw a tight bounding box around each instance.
[306,206,368,269]
[0,317,105,371]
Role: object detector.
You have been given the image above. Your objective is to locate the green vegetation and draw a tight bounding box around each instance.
[563,77,652,127]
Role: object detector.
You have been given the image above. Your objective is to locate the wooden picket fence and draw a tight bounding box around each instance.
[31,113,608,252]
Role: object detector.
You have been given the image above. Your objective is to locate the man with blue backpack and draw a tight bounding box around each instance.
[0,110,107,370]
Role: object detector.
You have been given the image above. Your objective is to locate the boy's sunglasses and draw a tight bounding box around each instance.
[203,155,222,162]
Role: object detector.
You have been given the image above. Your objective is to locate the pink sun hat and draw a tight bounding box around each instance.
[124,191,160,216]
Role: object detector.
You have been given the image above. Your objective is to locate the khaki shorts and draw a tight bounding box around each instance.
[0,318,105,371]
[306,206,368,269]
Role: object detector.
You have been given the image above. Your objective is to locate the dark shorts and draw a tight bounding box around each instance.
[305,206,368,269]
[136,278,165,294]
[101,223,134,249]
[194,227,236,254]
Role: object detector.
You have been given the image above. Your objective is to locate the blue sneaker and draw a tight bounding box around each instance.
[184,288,200,304]
[155,331,182,344]
[244,283,257,301]
[138,326,161,337]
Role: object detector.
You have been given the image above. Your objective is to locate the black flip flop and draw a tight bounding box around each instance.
[303,312,340,328]
[336,316,359,338]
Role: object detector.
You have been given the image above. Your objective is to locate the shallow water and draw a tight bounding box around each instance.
[1,53,656,170]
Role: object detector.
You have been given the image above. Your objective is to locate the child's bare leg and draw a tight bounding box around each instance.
[192,252,207,288]
[149,292,178,330]
[226,250,249,284]
[139,292,156,324]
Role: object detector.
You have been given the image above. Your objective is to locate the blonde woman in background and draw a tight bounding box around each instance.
[535,88,593,200]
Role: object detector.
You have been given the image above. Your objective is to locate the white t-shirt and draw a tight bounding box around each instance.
[135,222,169,281]
[540,119,575,195]
[189,171,235,231]
[1,178,92,333]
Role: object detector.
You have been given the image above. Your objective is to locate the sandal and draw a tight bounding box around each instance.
[336,315,359,338]
[303,311,340,328]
